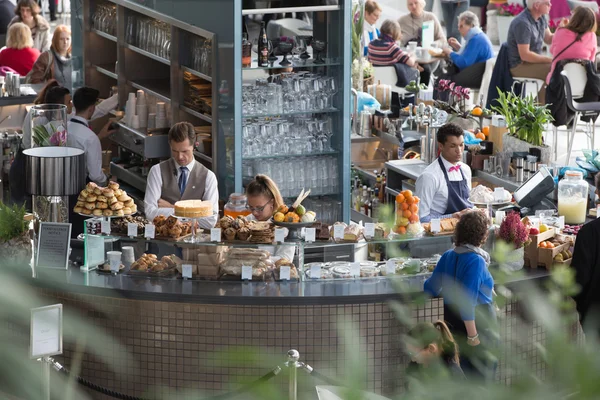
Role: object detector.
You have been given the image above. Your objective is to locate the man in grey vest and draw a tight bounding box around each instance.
[144,122,219,229]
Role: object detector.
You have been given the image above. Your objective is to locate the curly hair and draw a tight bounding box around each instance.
[436,123,464,144]
[454,210,489,247]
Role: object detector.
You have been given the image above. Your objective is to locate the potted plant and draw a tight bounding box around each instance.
[351,0,366,90]
[491,88,554,163]
[496,3,524,44]
[498,211,530,271]
[0,202,32,265]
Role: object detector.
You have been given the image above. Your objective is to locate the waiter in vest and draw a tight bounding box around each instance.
[415,123,473,222]
[144,121,219,229]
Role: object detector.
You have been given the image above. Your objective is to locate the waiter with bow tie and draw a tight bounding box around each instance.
[415,123,473,222]
[144,121,219,229]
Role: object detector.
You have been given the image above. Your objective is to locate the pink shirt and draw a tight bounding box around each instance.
[547,29,597,84]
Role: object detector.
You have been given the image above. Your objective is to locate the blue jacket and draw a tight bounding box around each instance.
[450,31,494,71]
[486,43,514,109]
[424,249,494,320]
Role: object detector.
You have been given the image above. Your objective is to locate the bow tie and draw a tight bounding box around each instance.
[448,165,461,173]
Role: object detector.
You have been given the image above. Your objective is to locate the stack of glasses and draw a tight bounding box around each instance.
[126,16,171,60]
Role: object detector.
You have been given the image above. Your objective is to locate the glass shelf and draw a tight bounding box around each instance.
[124,43,170,66]
[242,107,338,119]
[93,64,117,80]
[242,150,338,160]
[243,56,340,70]
[91,29,116,42]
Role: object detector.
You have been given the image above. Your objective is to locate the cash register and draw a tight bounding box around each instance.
[499,167,556,216]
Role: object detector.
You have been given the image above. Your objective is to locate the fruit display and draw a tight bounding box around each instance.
[272,190,316,224]
[73,181,136,217]
[404,80,427,93]
[562,224,582,236]
[111,215,150,237]
[553,249,573,263]
[153,215,193,239]
[130,254,179,274]
[394,190,422,235]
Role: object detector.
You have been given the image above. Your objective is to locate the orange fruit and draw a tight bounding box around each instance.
[413,196,420,204]
[401,202,409,211]
[402,210,412,218]
[482,126,490,136]
[475,132,486,140]
[397,226,407,235]
[546,242,555,249]
[539,242,547,248]
[402,190,413,198]
[396,194,405,203]
[471,107,483,116]
[406,196,415,205]
[409,214,419,223]
[410,204,419,213]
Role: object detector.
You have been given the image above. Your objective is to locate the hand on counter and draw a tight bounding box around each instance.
[158,199,175,208]
[452,208,471,219]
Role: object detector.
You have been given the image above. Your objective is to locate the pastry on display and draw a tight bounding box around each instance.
[219,248,274,280]
[374,223,391,240]
[174,200,213,218]
[273,258,299,280]
[310,222,331,241]
[152,215,192,239]
[469,185,512,204]
[329,222,363,242]
[248,221,275,243]
[130,254,179,273]
[111,215,150,236]
[214,216,275,243]
[422,218,459,234]
[73,181,135,216]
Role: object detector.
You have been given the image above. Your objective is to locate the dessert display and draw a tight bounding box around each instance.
[272,190,317,224]
[249,221,275,243]
[422,218,459,235]
[273,258,300,281]
[152,215,193,239]
[215,216,275,244]
[219,248,274,280]
[130,254,179,274]
[73,181,136,217]
[111,215,150,237]
[469,185,512,204]
[174,200,213,218]
[179,245,228,279]
[394,190,423,236]
[329,222,363,242]
[310,222,332,241]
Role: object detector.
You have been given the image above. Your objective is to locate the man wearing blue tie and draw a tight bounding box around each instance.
[144,122,219,229]
[415,123,474,222]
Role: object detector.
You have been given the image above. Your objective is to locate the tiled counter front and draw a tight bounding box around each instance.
[26,287,583,399]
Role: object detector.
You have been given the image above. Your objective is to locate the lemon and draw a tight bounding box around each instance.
[539,224,548,233]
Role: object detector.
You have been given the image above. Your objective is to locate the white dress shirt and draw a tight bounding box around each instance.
[67,116,107,186]
[363,21,379,54]
[415,156,472,222]
[144,159,219,229]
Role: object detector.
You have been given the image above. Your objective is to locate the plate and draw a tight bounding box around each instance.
[78,212,137,218]
[272,220,316,229]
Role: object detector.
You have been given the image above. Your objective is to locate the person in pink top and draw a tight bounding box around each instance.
[547,6,598,84]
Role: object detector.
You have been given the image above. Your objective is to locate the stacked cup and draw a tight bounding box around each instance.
[126,93,137,126]
[147,113,156,129]
[106,251,122,273]
[136,90,148,128]
[155,102,167,128]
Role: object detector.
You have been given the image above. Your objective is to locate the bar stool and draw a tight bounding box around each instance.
[511,77,544,101]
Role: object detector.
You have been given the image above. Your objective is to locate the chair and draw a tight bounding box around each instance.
[372,66,415,102]
[560,63,600,164]
[511,77,545,101]
[567,0,599,12]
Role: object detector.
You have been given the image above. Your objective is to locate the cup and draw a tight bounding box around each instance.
[408,41,417,53]
[121,246,135,268]
[107,251,122,270]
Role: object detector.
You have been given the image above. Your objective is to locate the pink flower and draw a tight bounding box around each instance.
[499,211,530,248]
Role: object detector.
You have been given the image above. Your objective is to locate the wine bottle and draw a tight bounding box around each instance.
[242,33,252,68]
[258,22,269,67]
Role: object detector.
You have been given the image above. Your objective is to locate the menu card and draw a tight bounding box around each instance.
[36,222,71,269]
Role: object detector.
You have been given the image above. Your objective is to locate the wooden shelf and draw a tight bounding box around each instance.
[91,29,116,42]
[180,105,212,123]
[182,66,212,82]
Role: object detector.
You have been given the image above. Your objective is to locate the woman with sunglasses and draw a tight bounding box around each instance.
[245,175,295,261]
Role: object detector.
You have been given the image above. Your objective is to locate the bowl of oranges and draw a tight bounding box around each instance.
[394,190,423,236]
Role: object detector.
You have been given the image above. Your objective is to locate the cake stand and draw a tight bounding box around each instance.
[272,220,316,241]
[175,213,217,243]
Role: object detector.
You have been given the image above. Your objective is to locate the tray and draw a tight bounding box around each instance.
[78,212,137,218]
[126,267,178,277]
[96,263,126,274]
[470,200,513,207]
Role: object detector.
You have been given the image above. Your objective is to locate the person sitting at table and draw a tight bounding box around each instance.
[415,123,473,222]
[144,122,219,229]
[506,0,560,104]
[398,0,446,47]
[0,22,39,75]
[441,11,493,88]
[363,0,382,56]
[368,19,430,86]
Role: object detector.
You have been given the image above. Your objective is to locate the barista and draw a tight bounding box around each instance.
[415,123,473,222]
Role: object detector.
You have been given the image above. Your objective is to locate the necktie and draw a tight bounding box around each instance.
[448,164,461,173]
[178,166,188,196]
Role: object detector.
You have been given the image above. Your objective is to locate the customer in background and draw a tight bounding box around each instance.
[27,25,73,90]
[0,22,39,75]
[441,11,493,88]
[424,210,497,381]
[442,0,470,41]
[368,19,430,85]
[404,320,466,386]
[0,0,14,41]
[547,6,597,84]
[507,0,559,103]
[8,0,50,52]
[398,0,446,47]
[363,0,382,56]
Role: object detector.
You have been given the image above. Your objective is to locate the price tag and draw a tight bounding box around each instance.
[430,218,441,233]
[558,216,565,230]
[182,264,193,279]
[109,258,120,273]
[144,224,155,239]
[242,265,252,280]
[495,210,505,224]
[350,262,360,277]
[386,260,396,275]
[305,228,316,242]
[364,223,375,238]
[101,218,111,235]
[333,225,345,240]
[274,228,285,243]
[127,223,137,238]
[211,228,222,242]
[280,266,291,281]
[310,265,321,279]
[494,187,505,202]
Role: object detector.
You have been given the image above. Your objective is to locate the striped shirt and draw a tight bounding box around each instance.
[367,38,410,66]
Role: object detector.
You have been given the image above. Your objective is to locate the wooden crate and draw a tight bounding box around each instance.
[524,228,555,269]
[537,242,570,269]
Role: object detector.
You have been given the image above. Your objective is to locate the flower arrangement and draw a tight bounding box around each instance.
[352,58,373,81]
[548,19,559,33]
[351,0,365,62]
[433,79,475,119]
[497,3,524,17]
[498,211,530,249]
[33,123,67,147]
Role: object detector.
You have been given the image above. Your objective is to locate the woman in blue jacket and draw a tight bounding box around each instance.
[424,210,497,381]
[441,10,493,89]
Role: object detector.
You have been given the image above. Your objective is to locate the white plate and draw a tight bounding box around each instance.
[469,200,513,206]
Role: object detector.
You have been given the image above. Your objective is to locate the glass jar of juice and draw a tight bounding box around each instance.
[224,193,251,218]
[558,171,588,224]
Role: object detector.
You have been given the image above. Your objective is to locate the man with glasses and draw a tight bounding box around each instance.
[506,0,562,104]
[144,121,219,229]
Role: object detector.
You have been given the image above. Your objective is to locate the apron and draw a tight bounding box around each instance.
[438,157,473,215]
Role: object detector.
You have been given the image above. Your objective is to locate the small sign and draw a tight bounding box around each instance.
[182,264,193,279]
[84,234,104,270]
[127,223,138,238]
[242,265,252,280]
[350,262,360,277]
[558,216,565,230]
[364,223,375,238]
[495,210,505,224]
[430,218,441,234]
[274,228,285,243]
[30,304,62,359]
[36,222,72,269]
[144,224,155,239]
[333,225,345,240]
[101,219,111,235]
[310,265,321,279]
[305,228,316,242]
[280,266,291,281]
[211,228,222,242]
[386,260,396,275]
[494,187,505,202]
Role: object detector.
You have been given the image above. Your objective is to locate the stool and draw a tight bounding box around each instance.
[511,77,544,101]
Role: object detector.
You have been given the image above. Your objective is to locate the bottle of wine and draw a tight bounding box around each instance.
[258,22,269,67]
[242,33,252,67]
